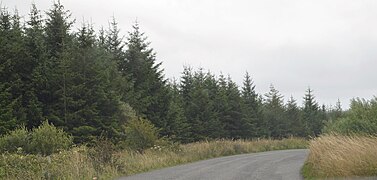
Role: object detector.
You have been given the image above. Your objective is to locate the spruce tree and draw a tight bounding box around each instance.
[43,1,75,127]
[180,66,194,107]
[165,80,191,143]
[263,85,285,138]
[0,8,17,134]
[25,4,46,129]
[0,8,31,133]
[180,68,223,140]
[285,96,304,137]
[331,99,343,120]
[225,76,245,138]
[302,88,322,136]
[216,74,245,139]
[103,17,134,112]
[215,73,230,138]
[65,23,125,143]
[240,72,261,138]
[123,22,170,134]
[201,71,224,138]
[105,17,126,72]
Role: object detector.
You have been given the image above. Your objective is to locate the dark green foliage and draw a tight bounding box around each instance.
[42,1,75,127]
[45,1,74,59]
[240,72,261,138]
[66,23,125,143]
[103,17,134,101]
[165,81,191,143]
[25,4,48,129]
[121,22,171,137]
[0,7,37,133]
[302,88,323,136]
[219,75,245,139]
[262,85,286,138]
[180,68,224,141]
[324,97,377,134]
[0,84,18,135]
[285,96,305,137]
[105,17,126,73]
[0,2,131,144]
[0,1,335,147]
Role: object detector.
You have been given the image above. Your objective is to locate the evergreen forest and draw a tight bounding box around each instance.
[0,2,343,145]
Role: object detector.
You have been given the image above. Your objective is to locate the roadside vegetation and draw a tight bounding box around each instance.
[303,134,377,179]
[0,122,307,179]
[303,97,377,179]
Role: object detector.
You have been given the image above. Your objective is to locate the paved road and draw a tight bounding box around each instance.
[119,149,309,180]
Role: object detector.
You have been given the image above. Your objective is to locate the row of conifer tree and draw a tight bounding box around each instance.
[0,2,342,144]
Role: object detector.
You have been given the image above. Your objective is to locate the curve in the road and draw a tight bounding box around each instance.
[118,149,309,180]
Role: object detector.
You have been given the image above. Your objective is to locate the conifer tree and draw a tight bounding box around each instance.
[214,74,230,137]
[103,17,134,111]
[25,4,46,129]
[165,80,191,142]
[123,22,170,134]
[0,8,17,133]
[263,85,285,138]
[302,88,322,136]
[285,96,304,136]
[241,72,261,138]
[331,99,343,120]
[66,23,125,143]
[201,71,224,138]
[43,1,74,127]
[180,66,194,107]
[215,74,245,139]
[0,8,30,133]
[106,17,125,72]
[180,68,223,140]
[224,76,245,138]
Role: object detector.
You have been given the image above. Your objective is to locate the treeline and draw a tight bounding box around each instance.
[0,2,341,144]
[177,69,342,141]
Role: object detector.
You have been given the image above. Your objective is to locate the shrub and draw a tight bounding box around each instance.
[29,121,73,156]
[0,127,29,153]
[324,97,377,135]
[124,118,160,152]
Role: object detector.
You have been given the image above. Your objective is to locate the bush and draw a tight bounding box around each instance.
[124,118,160,152]
[29,121,73,155]
[324,97,377,135]
[0,122,73,156]
[0,127,29,153]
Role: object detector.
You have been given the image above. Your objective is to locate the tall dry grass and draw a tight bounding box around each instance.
[303,134,377,178]
[0,138,307,179]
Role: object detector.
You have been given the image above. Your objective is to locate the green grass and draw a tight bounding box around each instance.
[0,137,308,179]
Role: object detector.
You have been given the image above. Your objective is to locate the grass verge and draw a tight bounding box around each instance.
[302,134,377,179]
[0,137,307,179]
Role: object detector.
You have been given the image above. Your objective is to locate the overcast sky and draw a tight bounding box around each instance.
[2,0,377,109]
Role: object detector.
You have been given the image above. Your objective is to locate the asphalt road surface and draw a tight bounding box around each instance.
[119,149,309,180]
